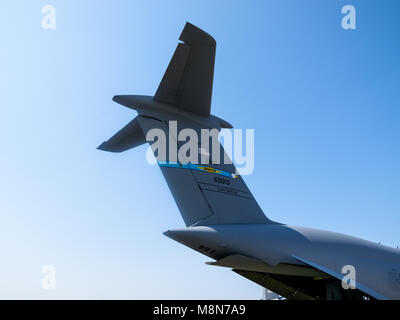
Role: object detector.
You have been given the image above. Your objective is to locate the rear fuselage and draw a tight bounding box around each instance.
[164,224,400,299]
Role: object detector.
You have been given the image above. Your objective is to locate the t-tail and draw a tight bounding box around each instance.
[98,22,274,227]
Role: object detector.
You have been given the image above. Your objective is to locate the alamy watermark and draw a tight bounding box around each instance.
[145,121,255,176]
[341,264,356,290]
[41,5,56,30]
[41,265,56,290]
[341,5,356,30]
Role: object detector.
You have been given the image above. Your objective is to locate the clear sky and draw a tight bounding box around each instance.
[0,0,399,299]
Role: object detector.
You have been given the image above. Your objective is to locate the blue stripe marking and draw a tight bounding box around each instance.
[158,161,236,178]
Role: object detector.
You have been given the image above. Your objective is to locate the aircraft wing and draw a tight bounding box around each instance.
[292,255,389,300]
[222,253,387,300]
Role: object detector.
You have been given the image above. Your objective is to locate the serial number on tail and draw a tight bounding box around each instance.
[214,177,230,185]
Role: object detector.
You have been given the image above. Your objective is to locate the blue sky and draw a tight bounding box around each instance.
[0,0,399,299]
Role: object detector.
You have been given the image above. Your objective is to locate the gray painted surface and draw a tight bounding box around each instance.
[99,22,400,300]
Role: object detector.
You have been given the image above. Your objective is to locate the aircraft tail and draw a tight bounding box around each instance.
[99,23,273,227]
[154,22,216,117]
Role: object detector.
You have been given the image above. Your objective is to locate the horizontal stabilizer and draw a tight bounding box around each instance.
[97,116,146,153]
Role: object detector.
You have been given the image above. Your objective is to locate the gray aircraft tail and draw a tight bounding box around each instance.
[99,22,273,227]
